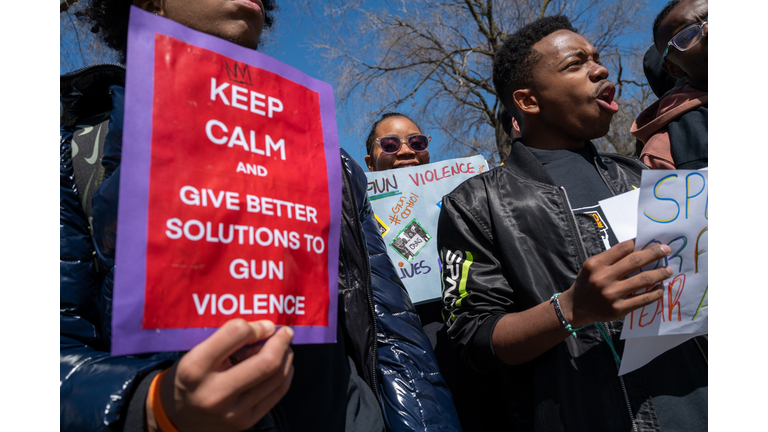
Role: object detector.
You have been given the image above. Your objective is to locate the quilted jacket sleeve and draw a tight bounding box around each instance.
[60,99,179,432]
[343,150,461,432]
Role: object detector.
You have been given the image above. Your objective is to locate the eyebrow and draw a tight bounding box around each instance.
[557,51,584,66]
[557,49,599,66]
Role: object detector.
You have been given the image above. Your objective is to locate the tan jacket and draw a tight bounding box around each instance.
[630,84,708,169]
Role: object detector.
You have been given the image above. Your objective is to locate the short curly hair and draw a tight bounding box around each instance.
[365,112,422,156]
[492,15,577,118]
[652,0,686,50]
[76,0,277,63]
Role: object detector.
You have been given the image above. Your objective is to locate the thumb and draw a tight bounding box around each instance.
[186,319,277,374]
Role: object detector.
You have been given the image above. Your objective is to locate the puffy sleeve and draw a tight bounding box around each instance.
[346,151,461,432]
[60,115,178,432]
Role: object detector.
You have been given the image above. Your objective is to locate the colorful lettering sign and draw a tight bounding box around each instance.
[611,169,708,374]
[365,156,487,303]
[112,7,341,355]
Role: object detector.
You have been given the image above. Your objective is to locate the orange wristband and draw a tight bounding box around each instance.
[149,369,181,432]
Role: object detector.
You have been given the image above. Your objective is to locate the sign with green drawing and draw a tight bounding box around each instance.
[365,156,487,303]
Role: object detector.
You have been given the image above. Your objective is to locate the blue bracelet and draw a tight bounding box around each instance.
[550,293,584,339]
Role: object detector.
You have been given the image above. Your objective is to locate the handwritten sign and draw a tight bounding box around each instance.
[111,7,341,355]
[365,156,487,303]
[615,169,708,374]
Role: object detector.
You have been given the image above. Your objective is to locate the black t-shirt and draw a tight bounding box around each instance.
[529,146,618,249]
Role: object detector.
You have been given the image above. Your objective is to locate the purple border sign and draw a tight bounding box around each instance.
[112,6,341,355]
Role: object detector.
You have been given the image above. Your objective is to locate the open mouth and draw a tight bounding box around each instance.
[595,83,619,114]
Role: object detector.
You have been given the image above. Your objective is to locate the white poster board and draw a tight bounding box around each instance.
[365,156,488,304]
[600,169,708,375]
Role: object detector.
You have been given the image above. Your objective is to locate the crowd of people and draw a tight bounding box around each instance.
[60,0,708,430]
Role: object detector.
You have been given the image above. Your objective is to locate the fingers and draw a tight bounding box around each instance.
[221,326,295,395]
[233,332,294,410]
[615,266,671,311]
[617,283,664,313]
[187,319,277,375]
[610,243,671,280]
[585,239,637,266]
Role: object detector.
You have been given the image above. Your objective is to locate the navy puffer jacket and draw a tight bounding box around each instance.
[60,65,460,432]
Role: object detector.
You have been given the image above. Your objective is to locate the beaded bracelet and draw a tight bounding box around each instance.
[149,369,181,432]
[549,293,584,339]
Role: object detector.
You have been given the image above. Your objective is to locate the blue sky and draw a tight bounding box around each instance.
[61,0,670,169]
[256,0,671,168]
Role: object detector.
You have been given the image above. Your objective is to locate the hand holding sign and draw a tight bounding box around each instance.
[148,319,294,432]
[559,240,673,328]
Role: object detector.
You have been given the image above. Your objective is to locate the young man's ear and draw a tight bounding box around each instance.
[133,0,162,15]
[512,88,539,116]
[661,59,686,79]
[510,116,522,139]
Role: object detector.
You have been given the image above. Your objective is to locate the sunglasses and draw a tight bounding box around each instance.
[663,17,707,59]
[375,134,431,154]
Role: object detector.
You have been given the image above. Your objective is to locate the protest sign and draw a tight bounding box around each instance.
[365,156,487,304]
[601,170,708,374]
[111,7,341,355]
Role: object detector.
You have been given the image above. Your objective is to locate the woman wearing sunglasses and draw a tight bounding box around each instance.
[365,113,431,171]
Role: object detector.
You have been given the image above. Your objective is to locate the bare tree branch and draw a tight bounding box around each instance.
[303,0,653,163]
[61,0,78,13]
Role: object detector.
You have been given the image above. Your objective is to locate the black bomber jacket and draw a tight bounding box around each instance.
[437,139,708,431]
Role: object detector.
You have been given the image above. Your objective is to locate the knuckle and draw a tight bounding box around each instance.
[192,393,220,412]
[176,361,203,384]
[627,253,643,268]
[638,272,655,287]
[582,257,598,273]
[226,318,252,339]
[618,240,634,254]
[588,273,606,288]
[259,351,282,375]
[610,304,623,317]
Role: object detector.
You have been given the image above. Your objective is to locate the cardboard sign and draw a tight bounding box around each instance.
[600,170,708,374]
[112,7,341,355]
[365,156,487,304]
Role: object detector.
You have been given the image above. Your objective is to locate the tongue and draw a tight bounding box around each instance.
[597,98,619,113]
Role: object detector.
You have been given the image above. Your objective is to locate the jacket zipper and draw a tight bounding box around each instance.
[603,321,639,432]
[61,62,126,78]
[560,186,638,431]
[694,337,708,365]
[341,163,382,406]
[559,186,588,263]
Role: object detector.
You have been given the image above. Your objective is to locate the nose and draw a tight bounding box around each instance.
[589,61,609,82]
[397,139,417,157]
